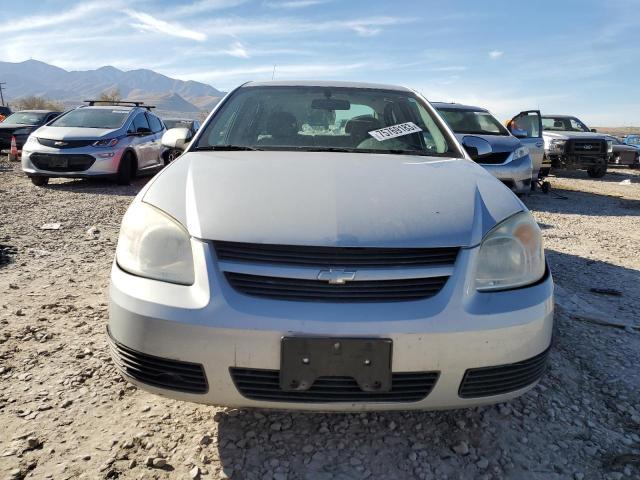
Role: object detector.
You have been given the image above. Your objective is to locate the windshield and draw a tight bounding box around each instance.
[164,119,193,130]
[542,116,590,132]
[194,86,458,157]
[626,136,640,146]
[3,112,48,125]
[436,108,509,136]
[50,108,130,129]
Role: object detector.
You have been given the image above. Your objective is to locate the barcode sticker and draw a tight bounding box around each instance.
[368,122,422,141]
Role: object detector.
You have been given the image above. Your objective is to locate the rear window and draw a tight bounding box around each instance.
[50,108,130,129]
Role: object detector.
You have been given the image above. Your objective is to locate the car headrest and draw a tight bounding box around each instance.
[267,111,299,137]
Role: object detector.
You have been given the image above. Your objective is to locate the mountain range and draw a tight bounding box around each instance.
[0,60,224,114]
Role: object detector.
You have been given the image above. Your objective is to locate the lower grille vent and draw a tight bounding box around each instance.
[230,368,439,403]
[458,347,550,398]
[108,330,208,393]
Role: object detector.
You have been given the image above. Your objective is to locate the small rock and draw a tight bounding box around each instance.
[61,399,72,408]
[189,466,201,479]
[270,422,282,431]
[41,223,62,230]
[9,469,22,480]
[477,458,489,469]
[152,457,167,468]
[452,441,469,455]
[26,437,41,450]
[141,405,151,412]
[302,445,314,453]
[128,459,136,469]
[200,435,212,446]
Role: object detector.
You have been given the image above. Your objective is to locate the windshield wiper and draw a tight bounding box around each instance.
[194,145,260,151]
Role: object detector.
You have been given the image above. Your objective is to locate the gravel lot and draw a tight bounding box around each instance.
[1,158,639,480]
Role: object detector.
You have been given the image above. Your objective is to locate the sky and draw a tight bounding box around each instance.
[0,0,638,125]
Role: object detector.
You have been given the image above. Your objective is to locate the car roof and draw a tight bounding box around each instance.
[542,115,574,118]
[431,102,488,112]
[243,80,413,92]
[163,118,195,122]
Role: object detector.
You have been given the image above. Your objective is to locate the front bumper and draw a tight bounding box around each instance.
[21,145,126,177]
[480,154,533,194]
[108,240,554,411]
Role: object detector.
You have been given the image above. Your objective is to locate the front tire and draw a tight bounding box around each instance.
[587,164,607,178]
[30,176,49,186]
[117,153,135,185]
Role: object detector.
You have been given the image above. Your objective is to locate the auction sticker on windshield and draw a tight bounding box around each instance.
[368,122,422,141]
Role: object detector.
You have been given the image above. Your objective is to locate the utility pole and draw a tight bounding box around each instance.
[0,82,5,106]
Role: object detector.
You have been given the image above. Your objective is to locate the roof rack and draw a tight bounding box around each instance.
[83,100,155,109]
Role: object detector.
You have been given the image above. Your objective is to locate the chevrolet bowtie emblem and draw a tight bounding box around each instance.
[317,269,356,284]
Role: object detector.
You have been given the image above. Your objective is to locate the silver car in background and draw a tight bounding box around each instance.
[109,81,553,411]
[434,103,544,194]
[21,101,166,186]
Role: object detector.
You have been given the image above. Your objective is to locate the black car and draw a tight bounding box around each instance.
[0,110,62,159]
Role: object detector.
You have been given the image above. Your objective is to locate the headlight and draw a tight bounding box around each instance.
[548,139,566,152]
[475,212,545,292]
[512,146,529,160]
[93,138,119,147]
[24,135,38,146]
[116,202,194,285]
[606,140,613,153]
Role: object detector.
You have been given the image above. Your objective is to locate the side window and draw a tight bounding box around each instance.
[130,112,151,133]
[513,112,541,138]
[146,113,163,133]
[570,118,589,132]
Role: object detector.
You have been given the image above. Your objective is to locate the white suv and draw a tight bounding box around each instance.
[108,81,553,411]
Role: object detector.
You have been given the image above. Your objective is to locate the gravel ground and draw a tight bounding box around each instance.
[1,158,639,480]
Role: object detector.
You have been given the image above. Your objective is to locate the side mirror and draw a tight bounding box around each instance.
[162,127,192,151]
[462,136,492,160]
[591,128,597,133]
[510,128,528,139]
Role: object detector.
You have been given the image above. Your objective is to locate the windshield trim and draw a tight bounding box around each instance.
[189,84,466,160]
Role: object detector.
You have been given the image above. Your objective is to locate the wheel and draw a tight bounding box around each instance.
[116,153,135,185]
[30,176,49,186]
[541,181,551,194]
[587,164,607,178]
[163,149,178,166]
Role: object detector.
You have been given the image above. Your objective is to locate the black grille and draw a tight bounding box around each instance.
[37,138,96,149]
[569,139,605,154]
[478,151,512,165]
[225,272,449,302]
[458,347,550,398]
[214,241,459,268]
[230,368,439,403]
[30,153,95,172]
[108,331,208,394]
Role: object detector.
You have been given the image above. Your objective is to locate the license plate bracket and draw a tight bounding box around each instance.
[49,157,68,168]
[280,337,392,392]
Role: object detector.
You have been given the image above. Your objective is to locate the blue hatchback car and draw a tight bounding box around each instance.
[434,103,544,194]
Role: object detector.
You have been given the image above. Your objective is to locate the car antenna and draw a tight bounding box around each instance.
[272,65,277,80]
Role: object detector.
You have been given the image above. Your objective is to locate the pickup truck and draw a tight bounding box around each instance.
[540,115,612,178]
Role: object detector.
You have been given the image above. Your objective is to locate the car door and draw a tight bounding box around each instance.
[129,112,153,168]
[508,110,544,179]
[145,112,164,166]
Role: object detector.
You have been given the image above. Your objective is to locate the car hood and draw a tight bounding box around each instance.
[33,125,120,140]
[543,131,608,140]
[453,133,520,152]
[142,151,524,248]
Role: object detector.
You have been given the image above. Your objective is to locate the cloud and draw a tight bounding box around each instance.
[173,0,248,16]
[225,42,250,58]
[264,0,333,8]
[488,50,504,59]
[0,1,112,33]
[124,10,207,41]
